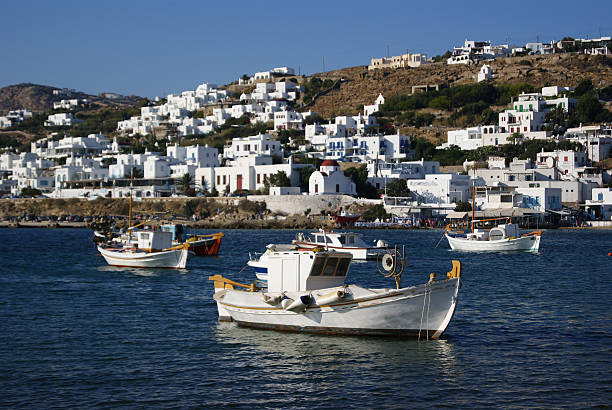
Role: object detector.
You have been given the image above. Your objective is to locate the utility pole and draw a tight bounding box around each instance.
[387,44,389,58]
[322,56,325,73]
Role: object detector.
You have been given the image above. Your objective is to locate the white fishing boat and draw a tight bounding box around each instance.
[210,246,462,339]
[97,230,190,269]
[292,229,388,260]
[445,222,541,252]
[444,169,542,252]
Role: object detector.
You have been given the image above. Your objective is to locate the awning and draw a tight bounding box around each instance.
[546,209,571,215]
[446,211,468,219]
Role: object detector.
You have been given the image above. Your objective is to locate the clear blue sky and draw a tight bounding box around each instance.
[2,0,610,98]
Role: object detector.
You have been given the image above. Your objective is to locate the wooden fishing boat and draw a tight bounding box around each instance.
[186,232,223,256]
[97,230,190,269]
[211,245,462,339]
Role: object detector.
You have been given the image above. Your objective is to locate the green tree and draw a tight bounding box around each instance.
[344,164,379,199]
[263,170,291,194]
[454,201,472,212]
[385,178,411,197]
[574,79,594,96]
[298,166,316,192]
[21,187,42,197]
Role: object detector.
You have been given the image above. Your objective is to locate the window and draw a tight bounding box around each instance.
[257,174,260,184]
[336,184,339,193]
[223,175,226,184]
[217,175,220,185]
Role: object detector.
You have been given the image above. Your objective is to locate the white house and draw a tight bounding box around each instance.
[144,156,171,179]
[167,144,219,168]
[223,134,282,162]
[309,160,356,195]
[407,173,472,204]
[368,52,428,70]
[195,157,309,194]
[477,64,494,82]
[364,94,385,116]
[585,188,612,220]
[44,113,82,127]
[515,187,562,211]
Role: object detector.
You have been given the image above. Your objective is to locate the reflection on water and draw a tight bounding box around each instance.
[214,321,459,376]
[97,265,188,277]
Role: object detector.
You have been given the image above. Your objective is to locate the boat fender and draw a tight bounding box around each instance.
[262,293,283,306]
[429,273,436,283]
[315,289,346,306]
[376,239,388,248]
[280,297,294,310]
[284,295,311,313]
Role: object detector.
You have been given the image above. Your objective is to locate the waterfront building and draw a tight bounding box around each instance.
[585,188,612,220]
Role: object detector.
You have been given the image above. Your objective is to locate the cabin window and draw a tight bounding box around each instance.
[323,257,340,276]
[310,256,326,276]
[348,236,355,244]
[336,258,350,276]
[315,235,323,243]
[338,236,346,244]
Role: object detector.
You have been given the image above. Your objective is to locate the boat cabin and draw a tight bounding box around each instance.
[466,223,520,241]
[264,247,352,293]
[160,224,185,242]
[302,231,368,248]
[136,230,172,251]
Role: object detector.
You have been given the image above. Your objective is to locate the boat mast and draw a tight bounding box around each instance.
[471,164,476,233]
[128,172,133,238]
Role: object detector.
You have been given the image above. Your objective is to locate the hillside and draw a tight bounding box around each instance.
[0,83,142,114]
[307,53,612,118]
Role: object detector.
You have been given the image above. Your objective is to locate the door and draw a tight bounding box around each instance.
[237,174,242,191]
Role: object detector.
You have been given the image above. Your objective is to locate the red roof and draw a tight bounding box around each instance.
[321,159,339,167]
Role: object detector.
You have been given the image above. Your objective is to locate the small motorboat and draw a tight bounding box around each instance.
[97,230,190,269]
[210,246,462,339]
[331,211,361,226]
[292,229,388,260]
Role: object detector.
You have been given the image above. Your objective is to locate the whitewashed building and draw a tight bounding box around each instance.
[585,188,612,220]
[44,113,82,127]
[223,134,282,162]
[309,160,356,195]
[407,174,472,204]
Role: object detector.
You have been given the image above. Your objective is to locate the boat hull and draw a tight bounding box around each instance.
[187,234,222,256]
[214,279,460,339]
[97,246,190,269]
[446,233,540,252]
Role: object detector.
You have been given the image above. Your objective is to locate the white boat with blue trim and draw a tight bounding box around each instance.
[211,245,462,338]
[292,229,388,260]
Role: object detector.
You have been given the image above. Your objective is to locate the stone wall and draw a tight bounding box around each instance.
[246,194,379,215]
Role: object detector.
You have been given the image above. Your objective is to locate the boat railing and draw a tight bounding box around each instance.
[209,274,259,292]
[521,230,542,237]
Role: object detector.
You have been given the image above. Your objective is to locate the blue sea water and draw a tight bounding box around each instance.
[0,228,611,408]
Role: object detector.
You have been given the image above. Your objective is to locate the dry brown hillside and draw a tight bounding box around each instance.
[307,53,612,118]
[0,83,142,114]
